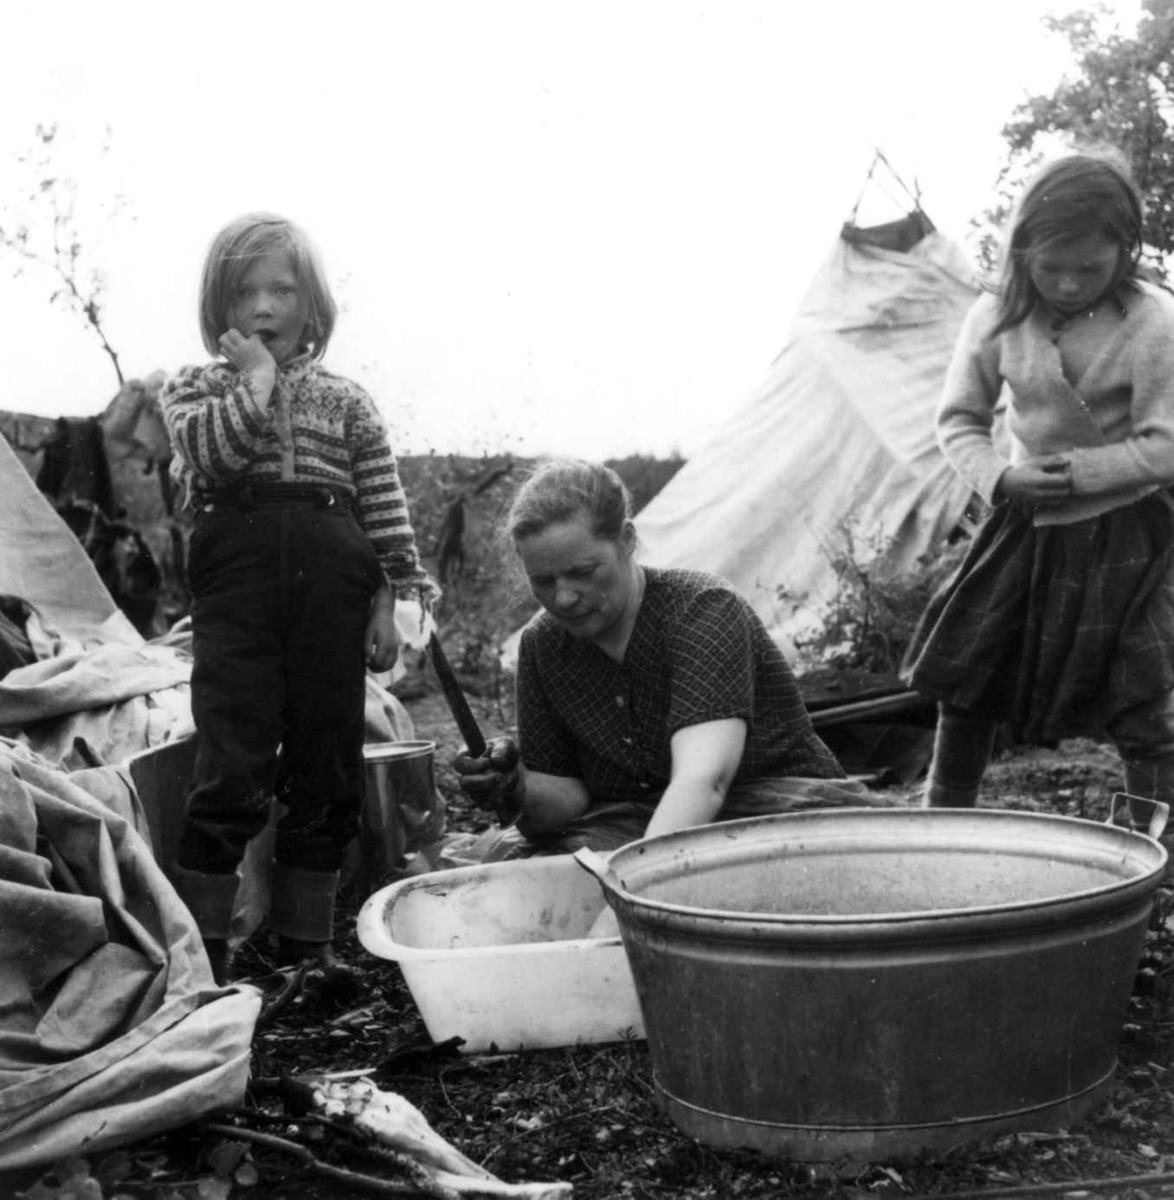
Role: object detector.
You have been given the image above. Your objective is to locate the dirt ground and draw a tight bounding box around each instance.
[10,685,1174,1200]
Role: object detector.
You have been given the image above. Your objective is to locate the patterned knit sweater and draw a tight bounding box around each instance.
[161,354,435,600]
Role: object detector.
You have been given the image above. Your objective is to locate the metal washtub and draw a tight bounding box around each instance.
[576,803,1168,1160]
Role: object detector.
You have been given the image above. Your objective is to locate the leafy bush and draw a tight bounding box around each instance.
[777,519,970,676]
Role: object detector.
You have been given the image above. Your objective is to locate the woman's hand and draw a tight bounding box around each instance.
[453,737,526,820]
[365,587,399,672]
[996,455,1073,507]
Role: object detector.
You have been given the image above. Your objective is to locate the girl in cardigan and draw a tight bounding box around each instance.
[162,213,436,983]
[904,151,1174,824]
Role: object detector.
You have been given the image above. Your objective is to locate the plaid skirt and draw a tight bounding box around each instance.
[902,493,1174,744]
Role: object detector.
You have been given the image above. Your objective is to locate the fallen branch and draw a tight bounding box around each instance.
[202,1121,454,1198]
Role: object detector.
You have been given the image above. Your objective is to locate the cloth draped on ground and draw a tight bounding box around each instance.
[0,641,194,769]
[0,740,261,1172]
[0,623,415,771]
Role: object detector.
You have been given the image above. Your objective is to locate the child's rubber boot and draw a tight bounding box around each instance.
[202,938,236,987]
[268,864,356,979]
[171,865,239,986]
[923,780,980,808]
[922,706,997,808]
[274,936,346,972]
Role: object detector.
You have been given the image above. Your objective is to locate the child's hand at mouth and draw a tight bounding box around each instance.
[219,328,277,376]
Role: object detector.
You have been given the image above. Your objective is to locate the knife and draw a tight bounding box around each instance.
[426,631,488,759]
[425,632,523,825]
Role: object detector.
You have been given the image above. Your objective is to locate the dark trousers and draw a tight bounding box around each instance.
[177,498,382,875]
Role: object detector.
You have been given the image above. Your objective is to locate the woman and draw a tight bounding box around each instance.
[454,459,873,857]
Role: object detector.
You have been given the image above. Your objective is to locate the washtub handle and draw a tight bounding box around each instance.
[573,847,620,893]
[1108,792,1170,840]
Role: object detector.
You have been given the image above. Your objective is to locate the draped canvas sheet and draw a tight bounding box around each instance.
[0,625,415,771]
[0,741,260,1171]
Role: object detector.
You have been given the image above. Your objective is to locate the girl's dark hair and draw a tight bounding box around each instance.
[507,458,633,543]
[993,150,1144,335]
[198,212,337,359]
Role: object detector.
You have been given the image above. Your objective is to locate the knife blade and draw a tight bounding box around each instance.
[425,632,488,759]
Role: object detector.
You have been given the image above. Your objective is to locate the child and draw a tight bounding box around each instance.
[903,151,1174,825]
[161,212,437,983]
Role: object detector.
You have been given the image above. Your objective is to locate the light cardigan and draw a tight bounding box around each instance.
[161,354,434,599]
[937,281,1174,526]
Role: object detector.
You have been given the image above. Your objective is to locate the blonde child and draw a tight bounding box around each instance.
[162,212,436,983]
[904,151,1174,825]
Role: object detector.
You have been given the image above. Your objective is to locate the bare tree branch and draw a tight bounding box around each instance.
[0,122,125,385]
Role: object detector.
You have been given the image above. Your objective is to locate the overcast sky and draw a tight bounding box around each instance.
[0,0,1141,459]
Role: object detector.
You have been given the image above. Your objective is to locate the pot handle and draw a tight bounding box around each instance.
[1108,792,1170,840]
[573,847,622,896]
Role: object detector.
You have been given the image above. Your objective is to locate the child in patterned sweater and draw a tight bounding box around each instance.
[162,212,437,983]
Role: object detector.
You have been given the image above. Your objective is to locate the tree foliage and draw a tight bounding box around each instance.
[979,0,1174,273]
[0,123,124,384]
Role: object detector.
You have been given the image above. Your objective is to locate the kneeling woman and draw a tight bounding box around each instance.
[455,458,872,854]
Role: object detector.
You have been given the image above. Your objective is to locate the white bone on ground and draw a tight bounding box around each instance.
[304,1075,573,1195]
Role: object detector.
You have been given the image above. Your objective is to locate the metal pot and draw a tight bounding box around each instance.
[350,740,443,893]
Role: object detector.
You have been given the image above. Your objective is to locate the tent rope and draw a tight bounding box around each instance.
[848,152,881,224]
[849,147,924,224]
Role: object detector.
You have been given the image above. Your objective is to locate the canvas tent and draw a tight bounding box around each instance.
[0,425,145,652]
[636,209,984,650]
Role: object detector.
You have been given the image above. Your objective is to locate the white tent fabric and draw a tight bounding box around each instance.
[0,428,142,652]
[636,218,983,648]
